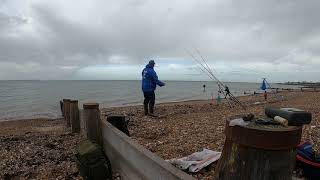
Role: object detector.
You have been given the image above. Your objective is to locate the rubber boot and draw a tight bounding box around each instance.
[148,104,157,117]
[144,104,148,116]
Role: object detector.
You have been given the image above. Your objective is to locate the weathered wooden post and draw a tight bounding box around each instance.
[79,110,87,137]
[60,100,64,116]
[214,117,302,180]
[70,100,80,133]
[83,103,102,145]
[63,99,71,127]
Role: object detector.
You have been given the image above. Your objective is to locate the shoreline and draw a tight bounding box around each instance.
[0,80,302,122]
[0,93,256,121]
[0,117,63,123]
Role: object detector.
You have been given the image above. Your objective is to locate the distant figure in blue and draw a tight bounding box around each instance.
[142,60,165,116]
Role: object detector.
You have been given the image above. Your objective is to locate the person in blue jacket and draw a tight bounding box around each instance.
[142,60,165,116]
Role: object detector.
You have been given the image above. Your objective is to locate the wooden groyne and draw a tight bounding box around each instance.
[61,100,194,180]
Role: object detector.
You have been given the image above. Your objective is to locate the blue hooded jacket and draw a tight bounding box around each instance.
[142,64,165,92]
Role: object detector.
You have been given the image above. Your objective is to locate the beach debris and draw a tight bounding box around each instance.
[310,125,319,130]
[265,107,312,126]
[274,116,289,127]
[229,118,250,127]
[166,149,221,173]
[242,113,255,121]
[255,118,280,125]
[113,173,122,180]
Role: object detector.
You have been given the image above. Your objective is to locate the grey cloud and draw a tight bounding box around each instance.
[0,0,319,80]
[0,12,27,30]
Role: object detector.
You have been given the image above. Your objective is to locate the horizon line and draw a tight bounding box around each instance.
[0,79,298,83]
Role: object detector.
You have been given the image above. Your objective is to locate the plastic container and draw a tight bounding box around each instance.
[296,142,320,180]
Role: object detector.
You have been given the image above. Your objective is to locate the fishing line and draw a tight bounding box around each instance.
[185,48,247,110]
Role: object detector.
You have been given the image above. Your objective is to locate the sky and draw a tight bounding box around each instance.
[0,0,319,82]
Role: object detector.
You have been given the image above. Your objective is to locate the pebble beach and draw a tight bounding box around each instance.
[103,91,320,179]
[1,91,319,179]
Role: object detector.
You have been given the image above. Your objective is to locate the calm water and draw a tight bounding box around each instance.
[0,80,295,120]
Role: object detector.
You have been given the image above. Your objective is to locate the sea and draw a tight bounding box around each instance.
[0,80,296,121]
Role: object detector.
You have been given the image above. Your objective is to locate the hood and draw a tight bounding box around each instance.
[145,64,154,69]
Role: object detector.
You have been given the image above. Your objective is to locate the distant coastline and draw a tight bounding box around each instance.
[278,81,320,87]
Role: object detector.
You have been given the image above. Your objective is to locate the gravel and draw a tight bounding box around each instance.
[1,91,319,179]
[102,91,320,179]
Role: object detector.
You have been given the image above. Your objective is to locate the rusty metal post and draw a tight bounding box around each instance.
[63,99,71,127]
[83,103,102,145]
[70,100,80,133]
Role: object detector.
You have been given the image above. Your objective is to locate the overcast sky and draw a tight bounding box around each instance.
[0,0,319,82]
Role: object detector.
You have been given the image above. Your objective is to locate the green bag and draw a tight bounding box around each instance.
[75,140,112,180]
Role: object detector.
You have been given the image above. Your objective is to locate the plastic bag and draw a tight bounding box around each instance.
[167,149,221,173]
[229,118,249,127]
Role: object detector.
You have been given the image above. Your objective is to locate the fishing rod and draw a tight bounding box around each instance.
[186,49,234,107]
[194,47,216,74]
[193,47,220,81]
[185,48,218,81]
[187,49,225,91]
[192,47,232,94]
[186,49,228,95]
[187,52,235,108]
[186,48,247,110]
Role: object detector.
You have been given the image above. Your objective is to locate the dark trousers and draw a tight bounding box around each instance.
[143,91,155,114]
